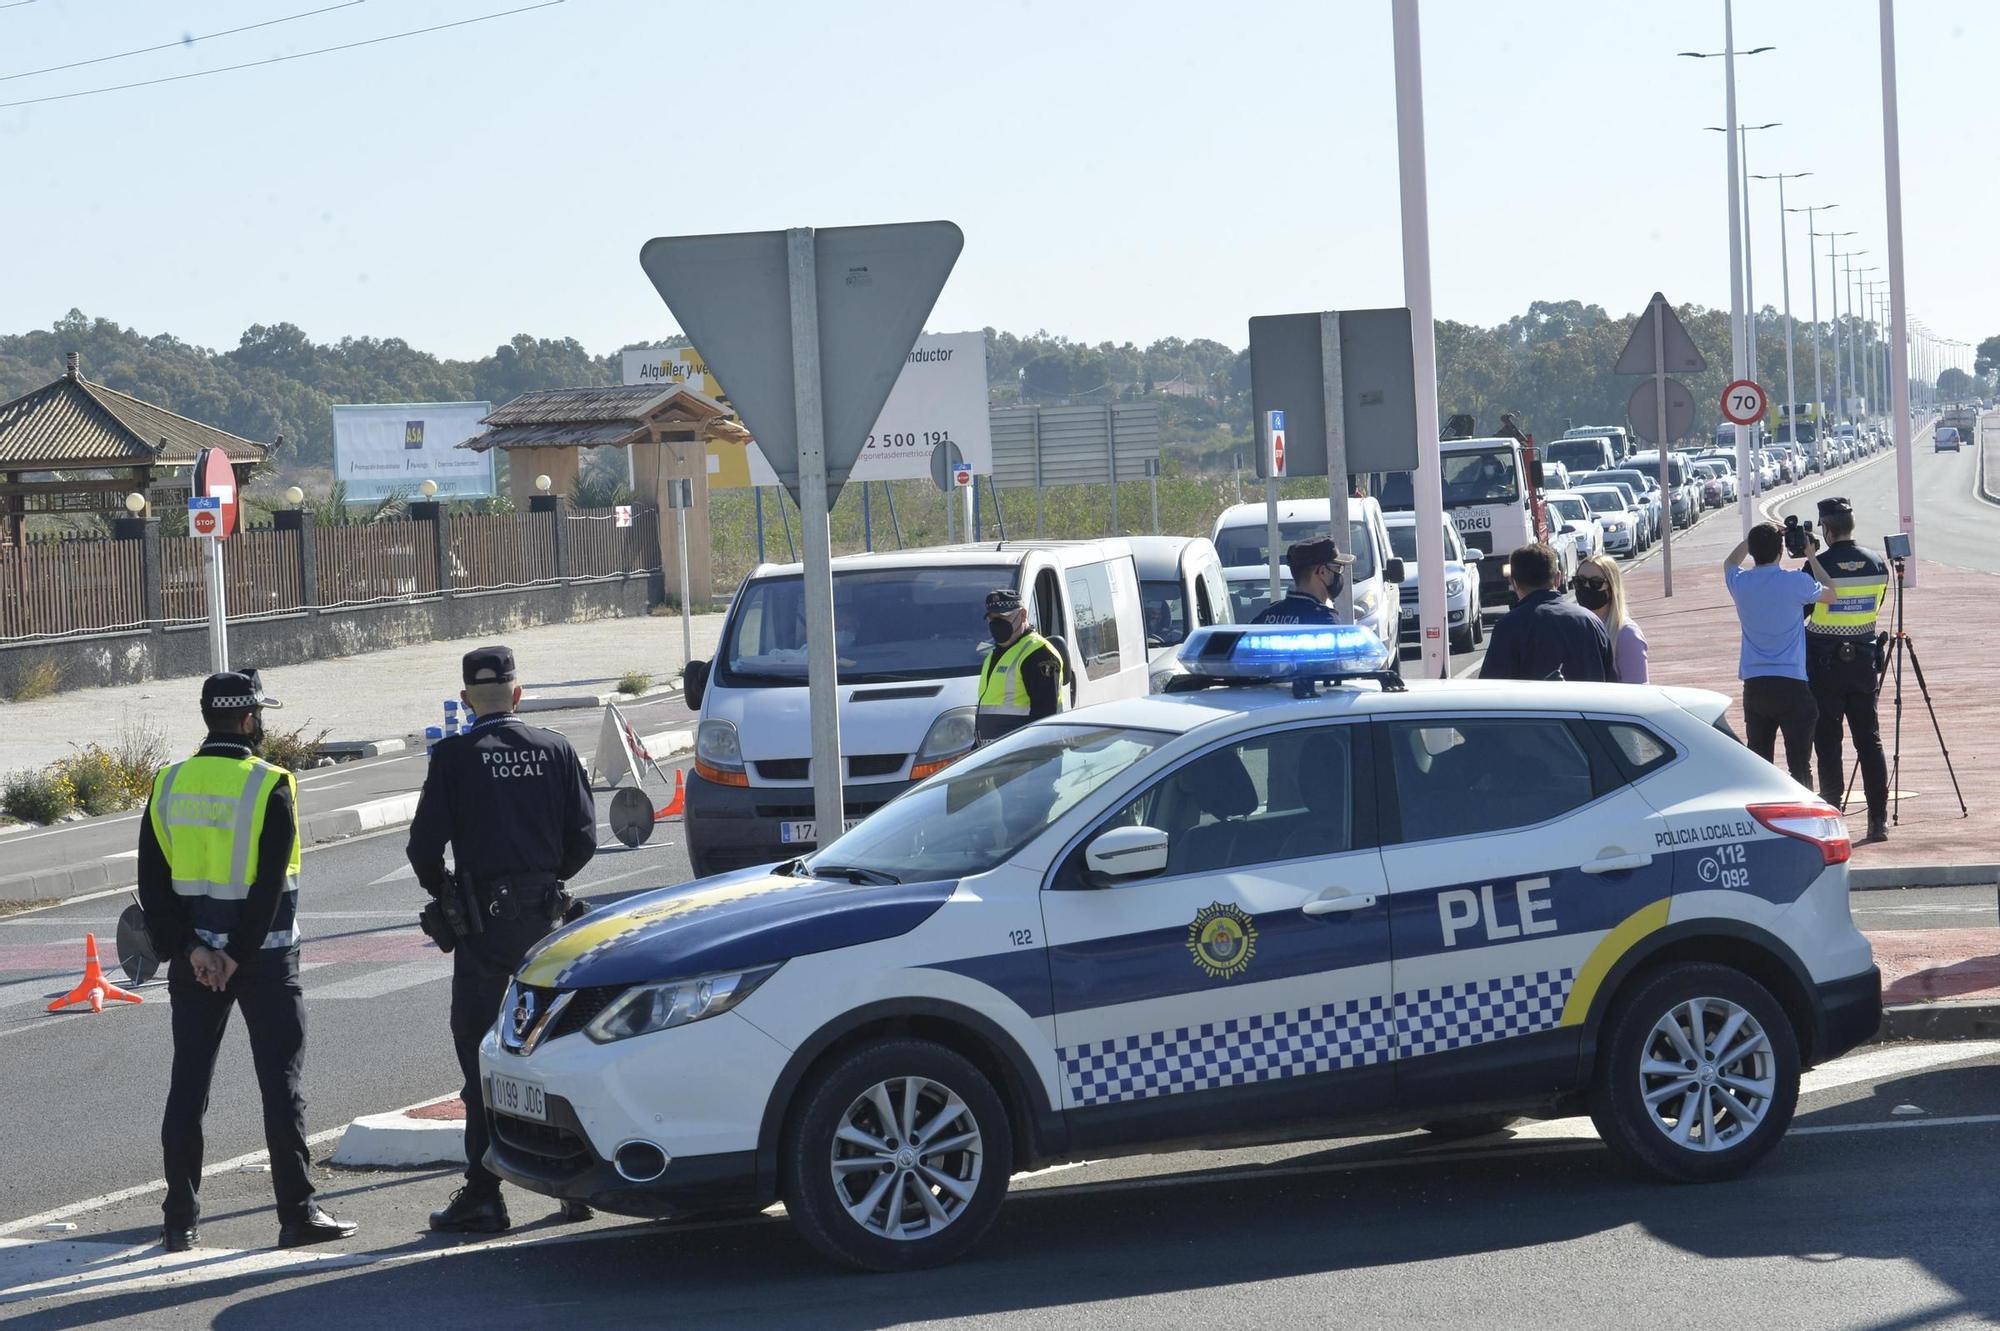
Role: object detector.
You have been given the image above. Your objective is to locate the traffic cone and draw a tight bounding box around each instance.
[47,933,143,1014]
[655,769,685,821]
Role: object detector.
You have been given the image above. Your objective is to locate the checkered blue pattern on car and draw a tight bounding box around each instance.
[1059,969,1577,1108]
[1394,968,1576,1059]
[1061,996,1394,1108]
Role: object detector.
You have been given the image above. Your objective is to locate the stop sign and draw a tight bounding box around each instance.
[193,447,237,538]
[191,508,218,536]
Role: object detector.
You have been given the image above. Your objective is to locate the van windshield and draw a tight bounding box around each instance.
[1213,518,1376,581]
[720,566,1000,686]
[1545,439,1609,472]
[1377,446,1520,509]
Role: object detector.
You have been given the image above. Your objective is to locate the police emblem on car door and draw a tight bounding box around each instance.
[1041,722,1396,1145]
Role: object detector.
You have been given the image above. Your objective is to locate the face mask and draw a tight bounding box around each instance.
[988,617,1014,644]
[248,715,267,753]
[1323,569,1345,601]
[1574,583,1611,611]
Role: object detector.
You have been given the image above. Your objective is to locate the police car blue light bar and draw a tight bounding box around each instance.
[1176,623,1394,680]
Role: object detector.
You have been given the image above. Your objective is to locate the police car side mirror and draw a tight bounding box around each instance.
[1385,558,1407,585]
[682,659,710,710]
[1085,826,1169,881]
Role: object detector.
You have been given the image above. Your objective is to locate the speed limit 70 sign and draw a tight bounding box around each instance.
[1720,379,1767,427]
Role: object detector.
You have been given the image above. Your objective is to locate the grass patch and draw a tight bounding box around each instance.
[616,670,652,696]
[6,656,63,702]
[260,721,331,772]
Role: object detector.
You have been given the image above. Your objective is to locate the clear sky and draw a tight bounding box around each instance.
[1,0,1989,364]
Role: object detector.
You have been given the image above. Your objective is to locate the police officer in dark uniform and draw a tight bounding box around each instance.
[1251,536,1355,625]
[407,646,597,1232]
[1804,497,1893,842]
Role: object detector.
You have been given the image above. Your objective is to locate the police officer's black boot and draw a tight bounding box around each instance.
[162,1224,198,1253]
[558,1199,593,1223]
[1865,811,1889,843]
[277,1202,358,1248]
[430,1186,510,1234]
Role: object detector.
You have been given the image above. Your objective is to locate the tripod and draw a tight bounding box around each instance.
[1844,557,1968,825]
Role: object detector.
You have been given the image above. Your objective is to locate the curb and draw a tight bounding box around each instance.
[518,682,682,714]
[321,737,409,760]
[1876,999,2000,1044]
[1851,863,2000,891]
[297,792,423,845]
[328,1095,467,1169]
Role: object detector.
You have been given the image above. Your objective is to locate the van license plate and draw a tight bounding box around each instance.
[489,1073,545,1123]
[780,819,863,845]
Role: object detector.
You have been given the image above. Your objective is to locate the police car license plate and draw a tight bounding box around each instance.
[779,818,862,845]
[488,1072,545,1124]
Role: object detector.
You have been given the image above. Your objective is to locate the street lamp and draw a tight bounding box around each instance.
[1863,280,1890,425]
[1752,170,1810,447]
[284,485,305,507]
[535,474,552,494]
[123,491,146,515]
[1786,201,1835,451]
[1846,262,1878,420]
[419,479,439,499]
[1708,122,1781,383]
[1680,23,1776,536]
[1819,229,1858,420]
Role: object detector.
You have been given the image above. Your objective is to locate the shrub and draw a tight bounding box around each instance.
[6,657,63,702]
[260,721,331,773]
[616,670,652,696]
[1,768,75,825]
[56,746,137,816]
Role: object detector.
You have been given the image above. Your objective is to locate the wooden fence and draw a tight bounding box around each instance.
[0,535,146,638]
[449,512,555,591]
[317,522,440,607]
[160,527,304,623]
[567,507,660,580]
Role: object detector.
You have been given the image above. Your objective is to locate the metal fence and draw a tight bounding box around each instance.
[448,512,555,591]
[0,535,146,639]
[317,521,439,607]
[566,506,660,580]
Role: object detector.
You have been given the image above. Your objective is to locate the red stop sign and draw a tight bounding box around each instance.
[193,447,237,538]
[192,508,218,536]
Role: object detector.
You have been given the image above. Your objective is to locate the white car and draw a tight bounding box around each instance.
[1210,496,1403,650]
[1544,489,1604,563]
[1386,512,1483,653]
[481,625,1883,1271]
[1575,484,1643,557]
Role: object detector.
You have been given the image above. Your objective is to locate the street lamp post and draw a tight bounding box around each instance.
[1879,0,1916,575]
[1834,248,1867,422]
[1753,170,1810,450]
[1822,230,1858,423]
[1789,202,1837,466]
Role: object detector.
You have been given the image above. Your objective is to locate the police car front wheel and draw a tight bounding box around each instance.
[782,1039,1013,1271]
[1588,963,1800,1184]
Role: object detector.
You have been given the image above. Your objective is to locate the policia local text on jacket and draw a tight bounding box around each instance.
[406,645,596,1233]
[136,670,354,1251]
[1805,498,1892,840]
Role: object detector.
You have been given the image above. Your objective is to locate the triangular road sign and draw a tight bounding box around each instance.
[1614,292,1709,376]
[639,222,963,506]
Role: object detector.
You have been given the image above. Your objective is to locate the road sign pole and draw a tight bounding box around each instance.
[1265,476,1282,606]
[1320,312,1355,623]
[676,494,694,670]
[1879,0,1917,583]
[1653,300,1674,598]
[786,227,845,842]
[205,535,229,673]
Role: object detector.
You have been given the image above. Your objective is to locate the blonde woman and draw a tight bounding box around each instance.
[1574,554,1647,683]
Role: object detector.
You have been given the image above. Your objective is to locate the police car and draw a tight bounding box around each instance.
[479,626,1881,1271]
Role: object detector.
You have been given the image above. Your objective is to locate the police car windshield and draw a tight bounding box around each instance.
[804,723,1166,881]
[1376,446,1520,508]
[721,567,998,686]
[1213,520,1376,581]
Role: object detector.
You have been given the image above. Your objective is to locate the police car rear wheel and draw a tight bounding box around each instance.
[783,1039,1013,1271]
[1588,963,1799,1184]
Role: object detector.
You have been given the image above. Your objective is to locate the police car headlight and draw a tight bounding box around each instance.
[910,707,977,781]
[585,964,780,1044]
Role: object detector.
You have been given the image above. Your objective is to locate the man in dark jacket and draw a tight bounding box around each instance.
[1252,536,1355,626]
[1479,543,1615,682]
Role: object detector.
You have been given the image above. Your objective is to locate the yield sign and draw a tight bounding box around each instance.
[1614,292,1708,376]
[638,222,963,506]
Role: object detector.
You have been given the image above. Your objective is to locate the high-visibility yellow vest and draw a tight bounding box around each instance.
[976,631,1064,739]
[148,753,302,951]
[1808,544,1890,638]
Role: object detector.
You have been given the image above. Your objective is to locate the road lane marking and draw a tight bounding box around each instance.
[306,958,450,1002]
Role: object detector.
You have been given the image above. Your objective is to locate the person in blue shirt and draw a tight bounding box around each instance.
[1724,521,1837,787]
[1252,536,1354,626]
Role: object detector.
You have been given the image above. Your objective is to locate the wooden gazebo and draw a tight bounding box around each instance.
[0,352,272,544]
[461,382,750,605]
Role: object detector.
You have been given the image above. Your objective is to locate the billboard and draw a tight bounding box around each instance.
[621,331,992,490]
[331,402,494,502]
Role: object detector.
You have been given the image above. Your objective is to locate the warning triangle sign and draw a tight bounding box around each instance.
[1614,293,1709,376]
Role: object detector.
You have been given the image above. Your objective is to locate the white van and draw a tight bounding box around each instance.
[1374,436,1538,606]
[1208,496,1403,648]
[680,542,1149,876]
[1126,535,1232,691]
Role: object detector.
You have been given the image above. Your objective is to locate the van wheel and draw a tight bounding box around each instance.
[1587,963,1799,1184]
[782,1039,1013,1271]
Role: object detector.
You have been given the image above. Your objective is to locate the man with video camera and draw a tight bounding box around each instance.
[1804,497,1892,842]
[1724,520,1838,788]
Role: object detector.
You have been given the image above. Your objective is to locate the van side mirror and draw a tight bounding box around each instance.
[1384,557,1407,585]
[682,659,710,710]
[1085,826,1170,881]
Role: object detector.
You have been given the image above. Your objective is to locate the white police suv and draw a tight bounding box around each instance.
[480,625,1881,1271]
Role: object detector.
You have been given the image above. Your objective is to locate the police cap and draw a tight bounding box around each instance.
[984,588,1023,616]
[462,645,517,686]
[1816,496,1854,520]
[201,669,282,712]
[1287,536,1355,570]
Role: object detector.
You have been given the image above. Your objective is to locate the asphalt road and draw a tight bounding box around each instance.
[0,753,698,1224]
[1770,427,1993,574]
[4,1041,1995,1328]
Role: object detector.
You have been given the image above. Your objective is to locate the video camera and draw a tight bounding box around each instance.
[1782,514,1814,559]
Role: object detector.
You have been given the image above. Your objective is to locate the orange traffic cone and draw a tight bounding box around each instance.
[47,933,143,1014]
[655,768,685,821]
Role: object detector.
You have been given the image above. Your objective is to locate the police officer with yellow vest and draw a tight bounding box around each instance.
[975,588,1065,745]
[408,645,597,1234]
[1806,497,1893,842]
[137,670,356,1253]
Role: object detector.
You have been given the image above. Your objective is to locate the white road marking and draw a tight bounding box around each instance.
[306,958,450,1002]
[367,864,418,886]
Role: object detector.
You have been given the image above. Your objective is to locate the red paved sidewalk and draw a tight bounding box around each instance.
[1619,489,1992,879]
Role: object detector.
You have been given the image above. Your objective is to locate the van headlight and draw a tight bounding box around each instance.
[585,965,780,1043]
[694,719,747,787]
[910,706,976,781]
